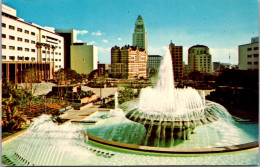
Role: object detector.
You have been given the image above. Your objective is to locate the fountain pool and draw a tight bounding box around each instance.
[1,113,259,166]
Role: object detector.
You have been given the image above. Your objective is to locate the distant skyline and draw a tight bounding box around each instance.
[3,0,259,64]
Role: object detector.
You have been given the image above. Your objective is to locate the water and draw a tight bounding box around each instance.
[108,91,125,117]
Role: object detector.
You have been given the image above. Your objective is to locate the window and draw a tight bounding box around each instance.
[254,54,259,58]
[42,58,46,61]
[9,46,15,50]
[55,65,58,68]
[55,59,58,61]
[247,48,252,51]
[18,56,24,60]
[25,48,30,52]
[47,51,50,54]
[25,57,30,61]
[42,35,45,38]
[2,23,6,27]
[31,40,36,44]
[31,49,35,52]
[254,47,259,50]
[9,35,15,40]
[31,57,36,61]
[9,56,15,60]
[42,50,46,53]
[25,30,29,34]
[59,40,61,43]
[248,62,252,65]
[2,34,6,38]
[2,45,6,49]
[55,52,58,55]
[25,39,29,43]
[31,32,35,36]
[247,55,252,58]
[254,62,258,65]
[59,46,61,49]
[2,56,6,60]
[17,37,23,42]
[9,25,15,30]
[59,59,61,62]
[17,47,23,51]
[59,53,61,55]
[17,28,23,32]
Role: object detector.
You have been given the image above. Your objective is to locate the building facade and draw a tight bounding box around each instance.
[70,43,98,75]
[2,4,64,83]
[111,45,147,79]
[169,42,183,80]
[188,45,213,74]
[133,15,148,53]
[238,37,259,70]
[147,55,162,77]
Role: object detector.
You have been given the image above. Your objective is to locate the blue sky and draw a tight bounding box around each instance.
[3,0,259,64]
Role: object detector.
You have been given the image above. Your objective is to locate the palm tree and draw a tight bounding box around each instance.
[51,45,57,79]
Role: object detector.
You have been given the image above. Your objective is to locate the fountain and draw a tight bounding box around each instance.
[108,91,125,117]
[125,50,232,144]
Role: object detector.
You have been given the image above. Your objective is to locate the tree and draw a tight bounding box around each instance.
[22,68,41,95]
[2,94,26,132]
[188,71,203,81]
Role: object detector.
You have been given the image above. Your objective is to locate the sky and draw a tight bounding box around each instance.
[3,0,259,65]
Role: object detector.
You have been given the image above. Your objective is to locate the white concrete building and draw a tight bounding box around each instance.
[70,43,98,75]
[188,45,213,73]
[238,37,259,70]
[133,15,148,53]
[2,4,64,82]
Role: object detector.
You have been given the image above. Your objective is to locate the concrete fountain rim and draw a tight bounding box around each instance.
[87,133,259,154]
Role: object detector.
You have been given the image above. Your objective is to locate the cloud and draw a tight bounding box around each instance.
[99,47,111,52]
[148,46,168,56]
[117,37,122,41]
[92,31,102,36]
[76,40,83,43]
[102,39,108,43]
[87,41,96,45]
[76,30,88,35]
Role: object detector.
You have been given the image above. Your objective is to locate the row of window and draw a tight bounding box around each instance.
[2,23,36,36]
[42,50,61,55]
[247,54,259,58]
[2,34,36,44]
[2,23,62,43]
[2,45,62,55]
[2,56,35,61]
[42,58,62,62]
[247,62,259,65]
[247,47,259,51]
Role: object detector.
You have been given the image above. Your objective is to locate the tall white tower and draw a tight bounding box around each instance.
[133,15,148,53]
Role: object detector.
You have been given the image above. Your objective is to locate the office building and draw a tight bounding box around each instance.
[2,4,64,83]
[238,37,259,70]
[70,43,98,75]
[133,15,148,53]
[147,55,162,77]
[169,42,183,80]
[111,45,147,79]
[188,45,213,73]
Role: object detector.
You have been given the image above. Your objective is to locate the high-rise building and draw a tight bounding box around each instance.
[133,15,148,53]
[169,42,183,80]
[238,37,259,70]
[55,29,77,69]
[111,45,147,79]
[70,43,98,75]
[147,55,162,77]
[2,4,64,83]
[188,45,213,74]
